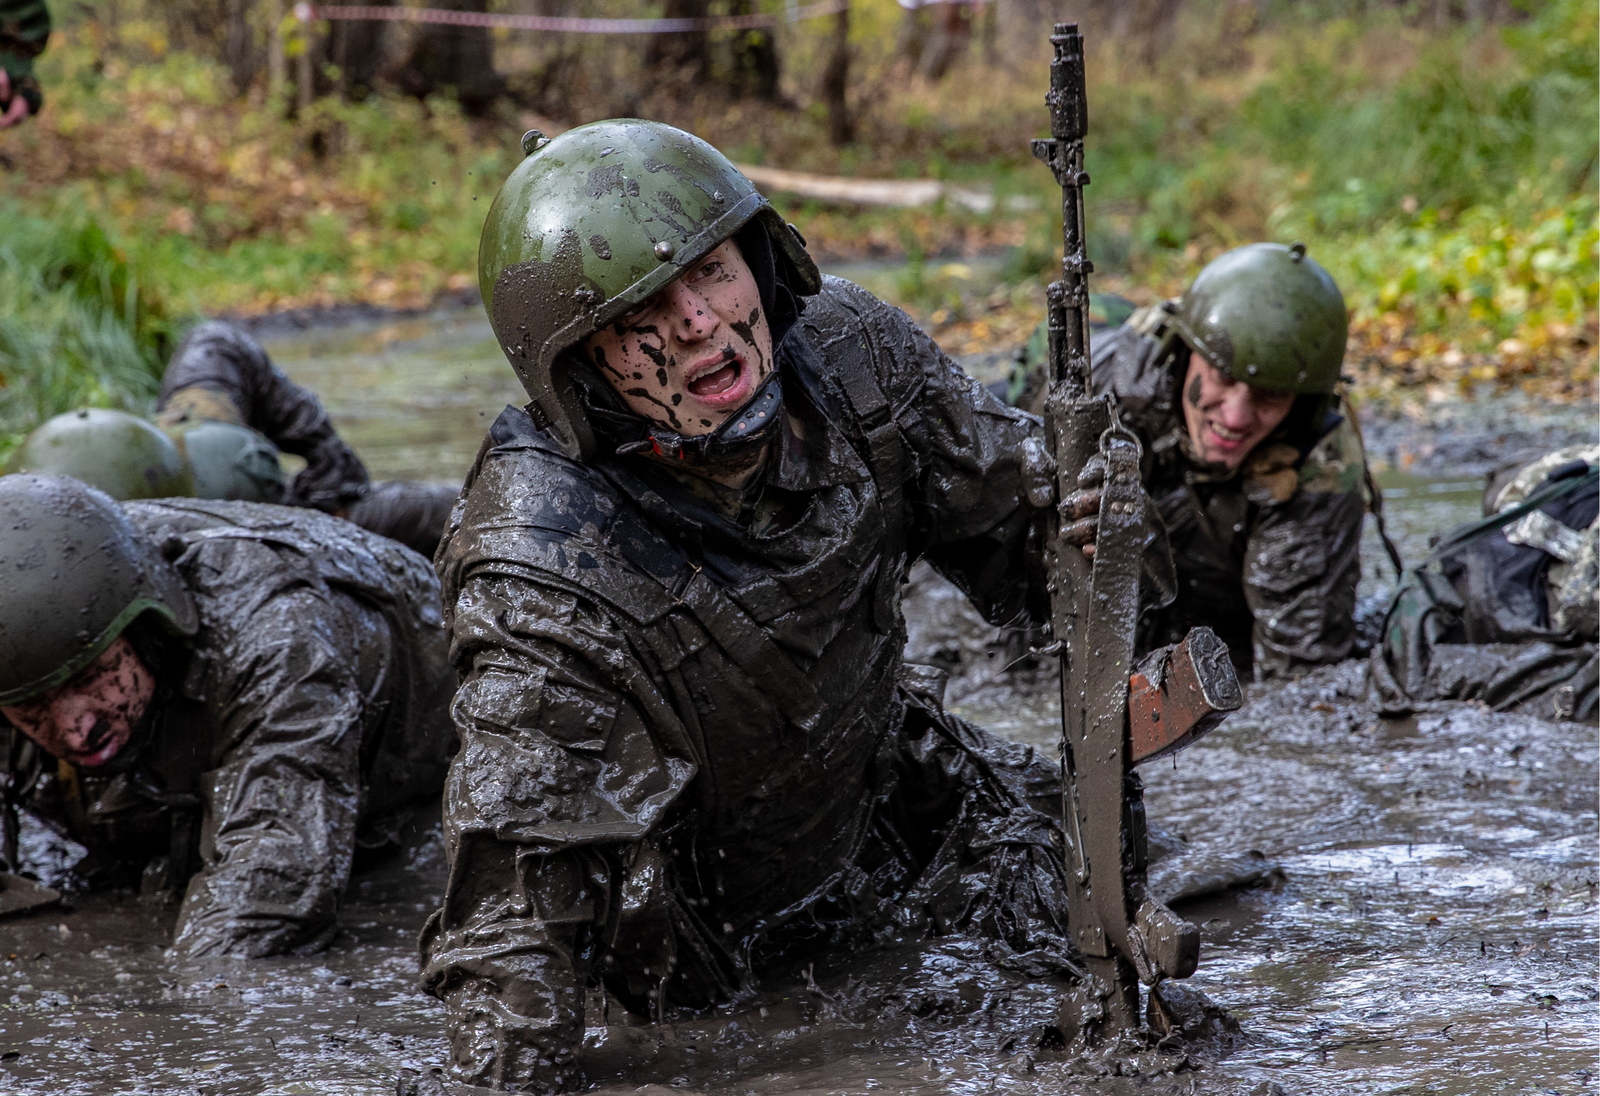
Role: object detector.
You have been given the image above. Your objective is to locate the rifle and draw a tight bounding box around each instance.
[1030,23,1242,1042]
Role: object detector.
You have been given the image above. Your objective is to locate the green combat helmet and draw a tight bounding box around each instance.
[174,420,286,503]
[4,408,194,500]
[478,119,821,459]
[1170,242,1348,395]
[0,474,198,706]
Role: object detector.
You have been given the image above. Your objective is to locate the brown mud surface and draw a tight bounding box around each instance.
[3,661,1592,1095]
[1,308,1595,1095]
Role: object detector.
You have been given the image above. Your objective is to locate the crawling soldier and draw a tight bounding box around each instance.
[0,474,455,957]
[1012,244,1369,679]
[420,121,1158,1092]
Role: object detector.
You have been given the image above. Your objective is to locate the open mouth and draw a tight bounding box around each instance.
[71,718,125,768]
[688,359,742,398]
[1206,421,1248,449]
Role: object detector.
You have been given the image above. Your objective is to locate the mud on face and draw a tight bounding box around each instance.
[582,240,774,436]
[0,635,155,769]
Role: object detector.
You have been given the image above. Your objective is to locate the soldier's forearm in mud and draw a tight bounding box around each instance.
[427,843,608,1091]
[172,590,368,958]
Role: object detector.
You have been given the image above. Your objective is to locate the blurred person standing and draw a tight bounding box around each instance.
[0,0,49,130]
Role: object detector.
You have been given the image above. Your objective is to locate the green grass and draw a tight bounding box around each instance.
[0,0,1591,454]
[0,208,180,460]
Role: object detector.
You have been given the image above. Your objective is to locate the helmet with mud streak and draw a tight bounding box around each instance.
[1170,242,1348,395]
[478,119,821,459]
[0,474,197,706]
[172,420,286,503]
[4,408,194,500]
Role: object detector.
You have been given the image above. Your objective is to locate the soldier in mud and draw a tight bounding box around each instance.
[6,323,459,557]
[0,0,48,131]
[418,121,1158,1094]
[1014,243,1367,679]
[156,321,460,557]
[1374,444,1597,722]
[0,473,455,957]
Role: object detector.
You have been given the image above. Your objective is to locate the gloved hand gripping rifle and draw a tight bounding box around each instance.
[1031,23,1243,1041]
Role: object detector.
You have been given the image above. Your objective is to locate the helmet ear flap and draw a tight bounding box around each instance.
[534,357,597,461]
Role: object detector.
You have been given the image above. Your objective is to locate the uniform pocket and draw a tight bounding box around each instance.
[1246,522,1327,596]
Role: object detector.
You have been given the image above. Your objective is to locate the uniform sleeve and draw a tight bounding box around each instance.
[806,280,1053,629]
[0,0,51,115]
[171,588,370,959]
[159,321,370,511]
[420,572,691,1093]
[1244,422,1366,679]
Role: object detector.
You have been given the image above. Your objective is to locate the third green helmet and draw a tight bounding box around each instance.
[0,474,197,706]
[173,420,286,503]
[478,119,821,459]
[1170,242,1348,395]
[4,408,194,501]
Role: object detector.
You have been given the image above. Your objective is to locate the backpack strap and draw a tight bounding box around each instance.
[831,353,911,634]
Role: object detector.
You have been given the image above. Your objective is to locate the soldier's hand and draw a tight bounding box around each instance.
[1061,454,1104,559]
[0,71,27,131]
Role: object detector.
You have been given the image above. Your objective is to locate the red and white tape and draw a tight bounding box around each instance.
[292,1,848,34]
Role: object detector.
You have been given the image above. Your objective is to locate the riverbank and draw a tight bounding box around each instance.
[1,0,1593,456]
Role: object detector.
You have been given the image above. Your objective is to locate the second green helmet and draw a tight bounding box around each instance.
[1170,242,1348,395]
[478,119,821,459]
[4,408,194,500]
[174,420,286,503]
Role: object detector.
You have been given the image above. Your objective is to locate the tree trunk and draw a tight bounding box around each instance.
[267,0,286,99]
[224,0,258,96]
[919,2,971,80]
[727,0,781,101]
[646,0,712,84]
[397,0,504,116]
[1124,0,1180,69]
[821,5,851,145]
[328,0,393,99]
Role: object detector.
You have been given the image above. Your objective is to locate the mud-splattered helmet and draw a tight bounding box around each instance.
[0,474,197,706]
[1170,242,1348,396]
[478,119,821,459]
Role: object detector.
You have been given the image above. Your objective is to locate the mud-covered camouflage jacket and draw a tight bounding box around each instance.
[1,501,454,957]
[158,322,371,513]
[0,0,48,115]
[1087,315,1366,680]
[1373,445,1597,723]
[421,277,1084,1091]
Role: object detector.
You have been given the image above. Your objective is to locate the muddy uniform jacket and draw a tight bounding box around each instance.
[423,277,1078,1090]
[1,501,454,957]
[1089,324,1366,679]
[1374,445,1598,722]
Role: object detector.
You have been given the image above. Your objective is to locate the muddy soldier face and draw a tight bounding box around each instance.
[0,473,454,959]
[1020,242,1366,680]
[424,119,1142,1094]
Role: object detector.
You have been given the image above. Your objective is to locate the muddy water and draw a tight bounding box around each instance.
[2,308,1595,1095]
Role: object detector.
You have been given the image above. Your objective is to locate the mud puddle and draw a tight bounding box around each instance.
[5,663,1591,1095]
[2,311,1594,1093]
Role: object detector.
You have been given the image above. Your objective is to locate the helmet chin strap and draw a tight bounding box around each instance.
[611,371,785,464]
